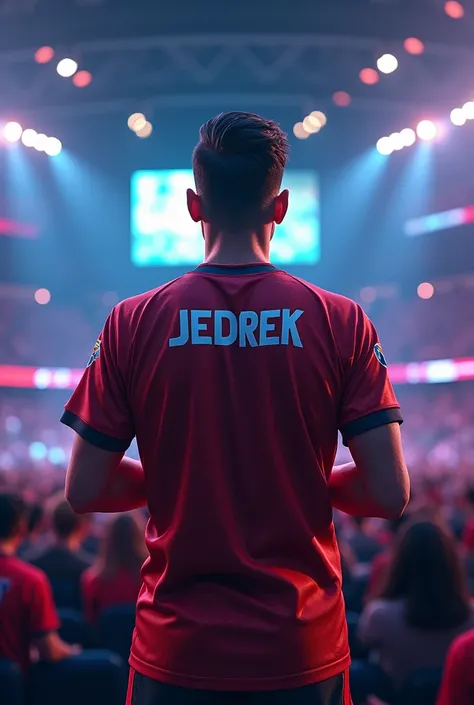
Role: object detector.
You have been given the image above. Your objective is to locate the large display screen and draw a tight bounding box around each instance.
[131,169,320,266]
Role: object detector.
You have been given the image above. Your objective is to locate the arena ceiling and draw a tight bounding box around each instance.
[0,0,473,117]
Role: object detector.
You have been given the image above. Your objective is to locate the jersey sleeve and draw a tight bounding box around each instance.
[61,307,134,452]
[338,303,402,446]
[28,570,60,637]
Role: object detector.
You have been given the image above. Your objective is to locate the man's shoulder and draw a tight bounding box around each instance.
[278,272,359,315]
[1,554,49,586]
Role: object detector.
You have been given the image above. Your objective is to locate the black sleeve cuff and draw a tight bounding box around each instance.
[341,408,403,447]
[60,410,132,453]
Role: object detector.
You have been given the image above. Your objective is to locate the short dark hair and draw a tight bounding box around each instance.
[0,493,27,540]
[192,111,289,228]
[52,498,83,539]
[382,519,470,630]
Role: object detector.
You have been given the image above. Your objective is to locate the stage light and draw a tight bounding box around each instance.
[34,46,54,64]
[44,137,62,157]
[3,122,23,143]
[56,58,78,78]
[21,129,37,147]
[377,54,398,74]
[310,111,327,127]
[34,288,51,305]
[302,115,321,134]
[389,132,404,151]
[404,38,424,55]
[359,68,379,85]
[451,108,467,126]
[136,121,153,139]
[376,137,393,155]
[293,122,309,140]
[332,91,351,107]
[462,101,474,119]
[444,1,464,18]
[416,120,437,140]
[29,442,47,461]
[73,70,92,88]
[127,112,147,132]
[33,133,48,152]
[400,128,416,146]
[417,282,434,299]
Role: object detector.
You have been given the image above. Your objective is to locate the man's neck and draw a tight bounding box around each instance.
[204,230,270,265]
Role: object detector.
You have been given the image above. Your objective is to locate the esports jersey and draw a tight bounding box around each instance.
[0,554,60,671]
[61,262,402,691]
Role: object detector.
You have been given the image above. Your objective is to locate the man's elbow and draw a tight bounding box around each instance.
[64,488,89,515]
[375,486,410,520]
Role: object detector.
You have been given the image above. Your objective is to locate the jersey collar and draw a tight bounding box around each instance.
[194,263,278,276]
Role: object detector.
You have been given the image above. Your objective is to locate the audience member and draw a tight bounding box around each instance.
[348,518,383,566]
[81,512,146,623]
[358,519,474,692]
[0,493,80,670]
[28,495,92,610]
[18,501,46,558]
[436,628,474,705]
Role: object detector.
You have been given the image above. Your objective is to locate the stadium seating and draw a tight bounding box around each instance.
[98,604,136,661]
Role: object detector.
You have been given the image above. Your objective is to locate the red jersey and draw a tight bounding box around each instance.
[437,629,474,705]
[81,567,141,623]
[0,554,60,671]
[61,263,402,691]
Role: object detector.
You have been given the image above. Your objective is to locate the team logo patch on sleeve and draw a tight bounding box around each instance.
[87,338,101,367]
[374,342,387,368]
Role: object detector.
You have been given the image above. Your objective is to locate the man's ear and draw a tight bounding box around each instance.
[273,189,289,225]
[187,189,202,223]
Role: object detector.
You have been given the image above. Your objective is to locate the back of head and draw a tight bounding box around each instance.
[192,111,289,230]
[382,519,470,630]
[0,493,27,541]
[52,497,84,540]
[98,512,147,581]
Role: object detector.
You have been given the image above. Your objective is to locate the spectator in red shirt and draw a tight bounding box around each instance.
[81,512,146,623]
[61,112,410,705]
[437,628,474,705]
[0,493,80,671]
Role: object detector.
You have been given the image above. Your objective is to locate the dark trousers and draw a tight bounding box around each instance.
[127,670,351,705]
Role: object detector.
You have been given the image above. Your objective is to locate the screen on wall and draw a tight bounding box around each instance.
[131,169,320,266]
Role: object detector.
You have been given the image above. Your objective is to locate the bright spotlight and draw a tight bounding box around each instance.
[33,133,48,152]
[3,122,23,143]
[127,113,147,132]
[34,288,51,305]
[462,101,474,119]
[444,1,464,19]
[451,108,467,126]
[389,132,404,151]
[400,128,416,147]
[376,137,393,155]
[56,58,78,78]
[416,120,437,141]
[359,68,379,85]
[293,122,309,140]
[21,129,37,147]
[136,121,153,139]
[404,38,424,55]
[310,111,327,127]
[417,282,434,300]
[302,115,321,134]
[34,46,55,64]
[44,137,62,157]
[377,54,399,74]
